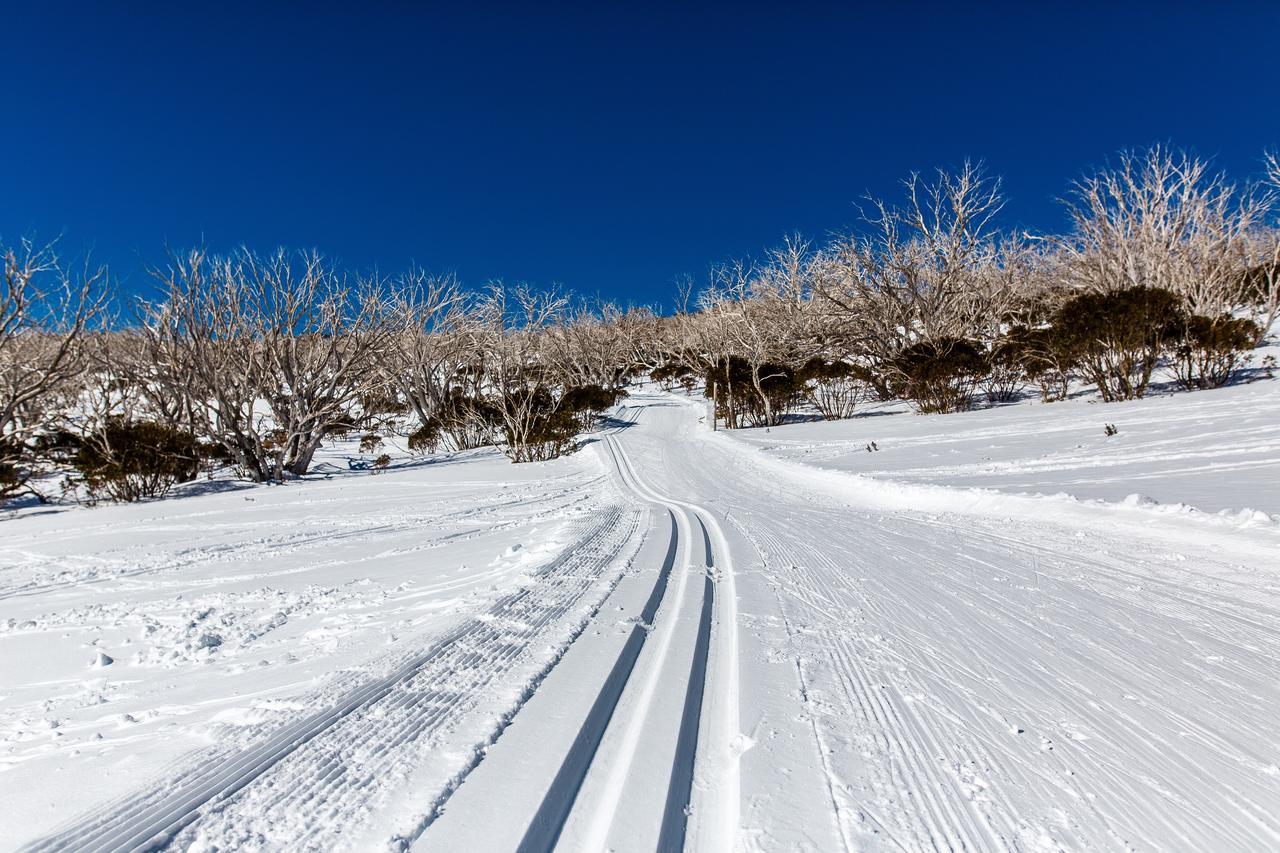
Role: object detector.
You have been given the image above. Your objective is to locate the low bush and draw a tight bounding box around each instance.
[409,391,498,455]
[981,337,1027,404]
[797,358,867,420]
[703,357,800,428]
[999,326,1075,402]
[650,362,693,391]
[1052,287,1184,401]
[70,419,204,502]
[891,338,986,413]
[1172,315,1260,390]
[497,387,579,462]
[561,384,627,430]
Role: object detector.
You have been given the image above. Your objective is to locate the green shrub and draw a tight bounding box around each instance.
[71,419,203,502]
[1172,315,1260,390]
[1000,325,1075,402]
[1052,287,1184,401]
[408,391,498,455]
[891,338,986,413]
[561,384,628,430]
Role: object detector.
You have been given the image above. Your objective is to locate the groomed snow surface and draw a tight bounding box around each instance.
[2,361,1279,851]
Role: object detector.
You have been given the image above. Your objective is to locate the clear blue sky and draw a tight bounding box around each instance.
[3,2,1278,308]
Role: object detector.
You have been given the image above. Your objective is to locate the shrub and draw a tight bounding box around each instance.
[70,419,203,502]
[359,389,407,428]
[561,384,627,430]
[1171,315,1260,390]
[358,433,384,454]
[407,420,441,455]
[650,362,692,391]
[981,337,1027,404]
[890,338,986,413]
[703,357,800,428]
[797,358,867,420]
[0,439,32,502]
[498,387,580,463]
[409,391,498,455]
[1052,287,1184,401]
[1000,325,1075,402]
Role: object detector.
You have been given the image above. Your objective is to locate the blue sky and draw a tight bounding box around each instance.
[3,2,1278,308]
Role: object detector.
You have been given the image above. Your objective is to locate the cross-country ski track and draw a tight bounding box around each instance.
[15,391,1280,851]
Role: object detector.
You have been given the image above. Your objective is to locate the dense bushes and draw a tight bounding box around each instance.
[890,338,987,414]
[1173,315,1261,390]
[682,279,1265,426]
[68,419,205,502]
[703,357,799,428]
[1050,288,1185,401]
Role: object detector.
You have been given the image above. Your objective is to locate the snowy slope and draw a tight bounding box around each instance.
[729,371,1280,518]
[4,377,1279,851]
[0,445,643,848]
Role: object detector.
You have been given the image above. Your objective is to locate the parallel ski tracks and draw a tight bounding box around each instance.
[517,404,740,852]
[30,402,743,852]
[28,504,640,853]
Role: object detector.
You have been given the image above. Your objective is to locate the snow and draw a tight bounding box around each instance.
[731,372,1280,518]
[4,365,1280,850]
[0,440,638,848]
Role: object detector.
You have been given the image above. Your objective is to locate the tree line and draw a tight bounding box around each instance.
[2,146,1278,505]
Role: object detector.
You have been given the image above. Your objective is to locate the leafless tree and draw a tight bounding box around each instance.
[813,162,1005,402]
[1061,146,1270,316]
[472,283,576,462]
[374,269,474,426]
[0,239,108,499]
[143,248,390,482]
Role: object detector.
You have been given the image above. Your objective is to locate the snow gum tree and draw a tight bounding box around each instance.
[0,239,107,500]
[144,248,390,481]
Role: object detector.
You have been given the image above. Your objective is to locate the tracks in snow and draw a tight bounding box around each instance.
[28,503,641,853]
[28,402,744,852]
[503,405,741,852]
[551,418,740,852]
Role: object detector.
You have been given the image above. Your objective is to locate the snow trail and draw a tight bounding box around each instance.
[11,389,1280,851]
[26,504,641,852]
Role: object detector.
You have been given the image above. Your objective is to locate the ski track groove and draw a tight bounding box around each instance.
[26,501,641,853]
[515,509,680,853]
[604,407,742,851]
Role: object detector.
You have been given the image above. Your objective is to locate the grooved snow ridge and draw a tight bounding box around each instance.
[28,504,641,853]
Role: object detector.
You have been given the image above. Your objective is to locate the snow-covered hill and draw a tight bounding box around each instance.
[3,371,1279,851]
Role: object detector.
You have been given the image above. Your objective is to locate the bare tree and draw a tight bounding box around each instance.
[375,268,473,426]
[813,162,1005,401]
[1061,146,1269,316]
[474,283,576,462]
[144,248,390,482]
[0,239,108,500]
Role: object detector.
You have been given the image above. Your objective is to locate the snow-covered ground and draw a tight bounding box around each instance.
[730,369,1280,518]
[3,364,1279,851]
[0,441,644,849]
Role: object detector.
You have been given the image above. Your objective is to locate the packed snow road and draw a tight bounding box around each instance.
[12,392,1280,851]
[428,393,1280,851]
